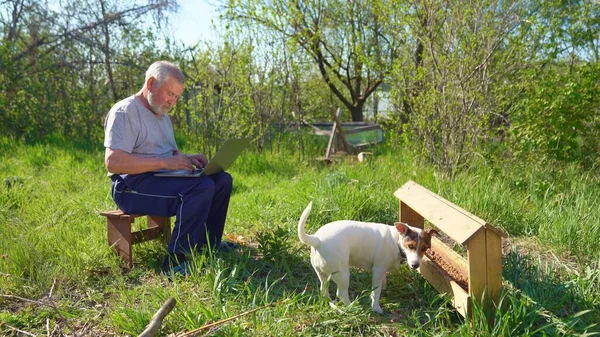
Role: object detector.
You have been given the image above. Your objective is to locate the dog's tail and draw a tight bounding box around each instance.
[297,201,320,248]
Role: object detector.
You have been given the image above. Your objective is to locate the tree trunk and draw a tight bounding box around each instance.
[100,0,118,102]
[350,102,364,122]
[8,0,24,42]
[401,10,427,125]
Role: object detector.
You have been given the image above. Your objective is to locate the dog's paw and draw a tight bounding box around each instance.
[372,305,384,314]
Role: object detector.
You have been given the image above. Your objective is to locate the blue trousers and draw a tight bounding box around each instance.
[111,172,232,254]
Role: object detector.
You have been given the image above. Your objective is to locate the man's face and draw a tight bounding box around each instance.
[147,76,184,116]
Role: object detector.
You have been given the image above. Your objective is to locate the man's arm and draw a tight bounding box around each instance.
[105,148,195,174]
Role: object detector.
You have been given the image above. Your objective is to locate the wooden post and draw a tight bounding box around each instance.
[106,217,134,268]
[325,108,341,161]
[331,108,354,154]
[486,229,503,309]
[466,229,487,305]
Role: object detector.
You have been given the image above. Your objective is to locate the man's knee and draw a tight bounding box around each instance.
[214,172,233,193]
[222,172,233,188]
[202,178,216,195]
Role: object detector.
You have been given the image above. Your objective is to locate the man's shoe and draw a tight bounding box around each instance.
[161,253,189,277]
[162,260,191,277]
[218,240,239,252]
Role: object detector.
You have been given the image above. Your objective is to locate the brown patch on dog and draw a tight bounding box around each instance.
[397,224,441,258]
[403,239,418,250]
[397,224,426,257]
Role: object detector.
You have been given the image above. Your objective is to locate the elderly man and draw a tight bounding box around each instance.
[104,60,235,275]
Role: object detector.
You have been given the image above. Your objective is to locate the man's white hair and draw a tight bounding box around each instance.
[144,60,184,89]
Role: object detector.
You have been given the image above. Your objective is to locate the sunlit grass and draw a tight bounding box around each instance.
[0,136,599,336]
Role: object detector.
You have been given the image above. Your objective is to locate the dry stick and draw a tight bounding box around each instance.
[138,298,177,337]
[46,281,79,337]
[177,302,278,337]
[0,292,78,337]
[49,278,56,298]
[47,278,55,337]
[5,324,36,336]
[0,271,30,283]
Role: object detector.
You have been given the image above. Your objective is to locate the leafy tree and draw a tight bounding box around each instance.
[173,24,334,157]
[386,0,530,173]
[223,0,404,121]
[507,0,600,166]
[0,0,178,140]
[511,62,599,164]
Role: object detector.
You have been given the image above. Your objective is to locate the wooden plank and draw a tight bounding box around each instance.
[484,222,508,239]
[343,124,382,134]
[100,210,143,219]
[486,230,503,307]
[431,237,468,278]
[324,108,340,161]
[148,215,172,245]
[418,256,471,317]
[394,181,485,245]
[132,227,163,244]
[312,121,374,128]
[467,229,487,302]
[400,201,424,228]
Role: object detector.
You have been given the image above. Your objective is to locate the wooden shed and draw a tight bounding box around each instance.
[394,180,506,318]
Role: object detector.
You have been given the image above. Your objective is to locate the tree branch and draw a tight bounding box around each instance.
[12,2,167,62]
[138,298,177,337]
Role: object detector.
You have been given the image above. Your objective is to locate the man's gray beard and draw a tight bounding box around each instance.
[147,92,171,116]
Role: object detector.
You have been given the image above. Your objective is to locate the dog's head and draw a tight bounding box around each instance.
[394,222,439,269]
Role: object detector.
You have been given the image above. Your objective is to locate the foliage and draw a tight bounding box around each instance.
[224,0,405,122]
[385,1,534,174]
[510,62,600,166]
[2,0,599,174]
[0,0,177,141]
[255,225,296,272]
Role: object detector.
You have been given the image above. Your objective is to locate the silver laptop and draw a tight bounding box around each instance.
[154,138,251,177]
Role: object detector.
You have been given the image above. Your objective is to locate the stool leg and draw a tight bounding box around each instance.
[147,216,171,246]
[107,217,134,268]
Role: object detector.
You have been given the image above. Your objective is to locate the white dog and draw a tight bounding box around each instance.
[297,202,438,313]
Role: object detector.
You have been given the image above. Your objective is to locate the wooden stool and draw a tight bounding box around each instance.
[100,210,172,268]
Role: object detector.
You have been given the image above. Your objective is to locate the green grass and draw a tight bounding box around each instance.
[0,136,599,336]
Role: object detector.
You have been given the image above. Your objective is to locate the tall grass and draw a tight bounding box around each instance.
[0,135,598,336]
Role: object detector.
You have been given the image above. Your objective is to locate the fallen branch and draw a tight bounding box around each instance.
[1,282,78,337]
[5,324,36,337]
[176,302,278,337]
[138,298,177,337]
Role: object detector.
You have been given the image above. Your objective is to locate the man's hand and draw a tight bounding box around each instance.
[170,150,208,171]
[187,153,208,168]
[167,154,196,171]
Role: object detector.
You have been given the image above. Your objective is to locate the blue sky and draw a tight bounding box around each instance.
[167,0,221,46]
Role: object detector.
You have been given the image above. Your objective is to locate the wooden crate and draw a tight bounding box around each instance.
[394,180,506,318]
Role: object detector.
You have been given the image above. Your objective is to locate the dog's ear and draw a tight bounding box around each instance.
[425,228,440,237]
[395,222,410,235]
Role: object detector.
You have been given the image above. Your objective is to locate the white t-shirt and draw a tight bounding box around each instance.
[104,95,178,162]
